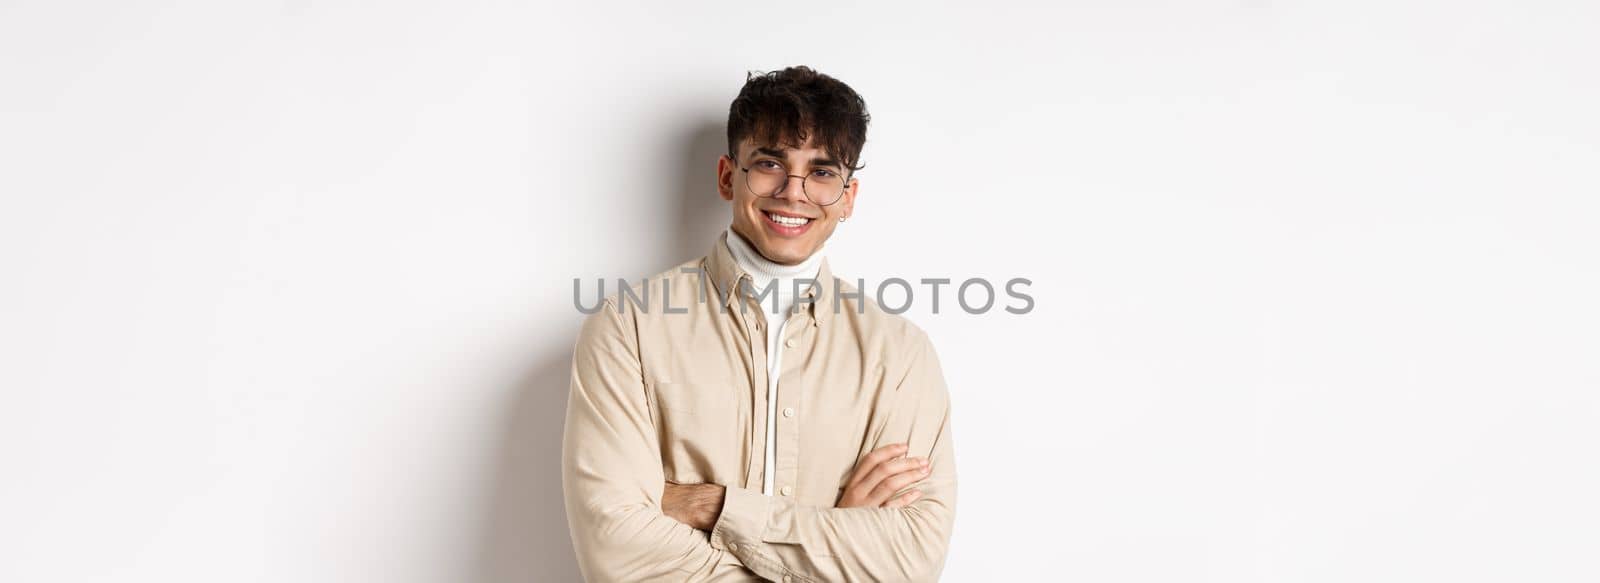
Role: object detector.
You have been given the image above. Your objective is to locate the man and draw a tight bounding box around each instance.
[561,66,957,582]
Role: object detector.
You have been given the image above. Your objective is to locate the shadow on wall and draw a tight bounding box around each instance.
[471,120,729,582]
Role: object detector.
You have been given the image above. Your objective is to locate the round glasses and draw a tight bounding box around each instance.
[737,157,850,207]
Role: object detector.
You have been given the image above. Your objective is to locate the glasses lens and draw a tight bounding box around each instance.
[744,161,787,197]
[804,170,846,206]
[744,159,849,205]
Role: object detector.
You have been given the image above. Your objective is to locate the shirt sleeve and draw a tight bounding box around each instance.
[707,331,959,582]
[561,298,760,582]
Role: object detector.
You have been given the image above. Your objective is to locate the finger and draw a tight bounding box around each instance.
[857,456,927,497]
[881,489,923,509]
[858,462,929,508]
[844,443,909,490]
[850,456,924,503]
[850,443,908,486]
[869,463,932,502]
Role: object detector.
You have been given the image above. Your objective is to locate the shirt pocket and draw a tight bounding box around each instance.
[648,376,741,484]
[651,377,736,417]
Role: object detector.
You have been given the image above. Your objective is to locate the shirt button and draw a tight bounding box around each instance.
[728,543,738,552]
[780,485,793,496]
[783,576,792,583]
[782,407,795,418]
[785,338,797,348]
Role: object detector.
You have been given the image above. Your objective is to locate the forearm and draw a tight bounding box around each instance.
[563,398,744,580]
[708,412,957,582]
[711,486,955,582]
[562,482,750,581]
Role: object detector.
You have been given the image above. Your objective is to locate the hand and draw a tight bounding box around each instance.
[662,482,725,531]
[837,443,930,508]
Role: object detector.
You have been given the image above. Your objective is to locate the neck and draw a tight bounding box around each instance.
[725,227,822,281]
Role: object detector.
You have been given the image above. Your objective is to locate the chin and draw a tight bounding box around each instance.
[760,241,811,264]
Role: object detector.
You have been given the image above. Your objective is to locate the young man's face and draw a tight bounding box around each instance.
[716,136,858,265]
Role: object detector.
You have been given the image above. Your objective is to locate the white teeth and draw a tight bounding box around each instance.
[766,212,811,227]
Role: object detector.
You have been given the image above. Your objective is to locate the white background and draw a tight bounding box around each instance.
[3,1,1597,581]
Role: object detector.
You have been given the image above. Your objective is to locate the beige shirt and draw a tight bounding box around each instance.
[561,231,958,582]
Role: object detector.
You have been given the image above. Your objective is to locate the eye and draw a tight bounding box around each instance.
[754,159,783,171]
[812,168,839,179]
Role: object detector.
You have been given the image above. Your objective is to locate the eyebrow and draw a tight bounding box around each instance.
[753,146,843,170]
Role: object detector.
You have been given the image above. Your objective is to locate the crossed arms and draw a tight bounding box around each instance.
[560,302,957,582]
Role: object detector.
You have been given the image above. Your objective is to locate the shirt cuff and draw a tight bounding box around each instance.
[710,484,771,551]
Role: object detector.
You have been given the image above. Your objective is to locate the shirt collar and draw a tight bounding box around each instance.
[705,230,838,326]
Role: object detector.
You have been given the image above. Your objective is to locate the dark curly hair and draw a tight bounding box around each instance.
[726,66,870,174]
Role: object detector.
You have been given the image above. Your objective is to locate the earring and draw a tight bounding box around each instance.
[840,215,848,223]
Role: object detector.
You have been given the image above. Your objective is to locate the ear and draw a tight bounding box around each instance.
[839,176,859,218]
[717,154,736,202]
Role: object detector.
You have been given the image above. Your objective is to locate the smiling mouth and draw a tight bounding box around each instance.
[763,210,813,227]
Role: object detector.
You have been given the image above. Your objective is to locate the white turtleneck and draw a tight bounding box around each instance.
[723,227,822,496]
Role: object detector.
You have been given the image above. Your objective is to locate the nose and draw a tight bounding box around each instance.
[773,174,807,201]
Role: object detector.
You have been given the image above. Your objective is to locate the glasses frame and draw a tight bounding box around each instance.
[735,154,853,207]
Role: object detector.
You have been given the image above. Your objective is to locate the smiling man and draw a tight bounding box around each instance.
[561,66,957,582]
